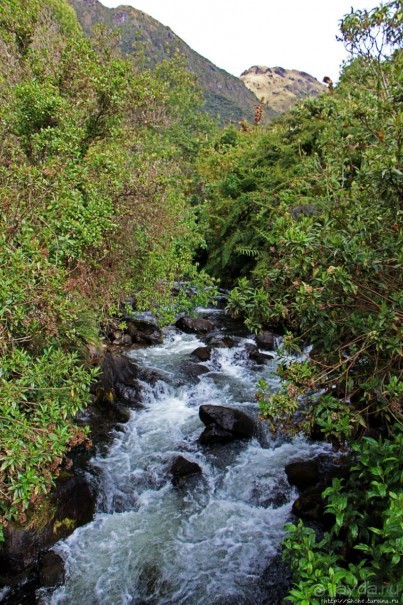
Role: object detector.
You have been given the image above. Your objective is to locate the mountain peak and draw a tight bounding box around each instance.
[241,65,325,113]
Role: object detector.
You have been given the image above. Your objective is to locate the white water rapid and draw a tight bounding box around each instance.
[39,311,333,605]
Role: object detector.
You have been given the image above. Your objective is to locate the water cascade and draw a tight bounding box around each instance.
[41,310,333,605]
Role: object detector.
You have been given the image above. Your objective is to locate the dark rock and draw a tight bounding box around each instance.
[249,350,275,364]
[310,424,326,442]
[289,455,351,527]
[199,424,235,445]
[125,318,163,346]
[170,456,202,486]
[199,405,256,440]
[175,316,215,334]
[0,472,95,575]
[261,554,292,604]
[38,551,65,588]
[0,576,38,605]
[122,334,133,346]
[285,460,320,491]
[319,455,350,484]
[292,486,328,523]
[138,563,162,596]
[255,332,276,351]
[95,354,141,407]
[205,336,236,348]
[180,361,210,381]
[111,331,132,346]
[244,343,258,356]
[115,384,141,405]
[136,366,166,386]
[286,455,350,493]
[53,472,96,538]
[97,353,138,390]
[84,403,132,444]
[249,477,291,509]
[0,527,42,576]
[191,346,212,361]
[170,456,202,477]
[261,489,290,509]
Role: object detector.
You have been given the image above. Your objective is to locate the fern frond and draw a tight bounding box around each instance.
[236,247,261,258]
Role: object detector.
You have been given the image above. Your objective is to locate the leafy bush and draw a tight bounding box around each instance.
[283,433,403,603]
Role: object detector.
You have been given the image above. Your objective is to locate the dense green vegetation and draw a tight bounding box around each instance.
[201,2,402,437]
[0,0,213,538]
[199,1,402,600]
[0,0,401,600]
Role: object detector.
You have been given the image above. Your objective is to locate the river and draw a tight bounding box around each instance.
[38,309,332,605]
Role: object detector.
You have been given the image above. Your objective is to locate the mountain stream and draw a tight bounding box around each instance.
[39,309,332,605]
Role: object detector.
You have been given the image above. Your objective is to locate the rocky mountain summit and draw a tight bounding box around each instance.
[241,65,325,113]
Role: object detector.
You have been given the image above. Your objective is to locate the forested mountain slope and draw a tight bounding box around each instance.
[67,0,273,124]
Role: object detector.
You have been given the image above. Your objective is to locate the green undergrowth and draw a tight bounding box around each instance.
[283,432,403,604]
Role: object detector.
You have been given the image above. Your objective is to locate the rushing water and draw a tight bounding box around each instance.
[39,311,333,605]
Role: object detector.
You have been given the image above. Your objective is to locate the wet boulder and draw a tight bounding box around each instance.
[199,405,256,444]
[292,486,331,525]
[249,477,291,509]
[125,318,163,346]
[95,354,142,407]
[249,350,275,364]
[111,331,133,347]
[285,455,350,493]
[287,455,350,527]
[175,316,214,334]
[38,551,65,588]
[53,471,96,533]
[88,405,132,440]
[136,366,166,387]
[244,343,259,356]
[170,456,202,486]
[0,526,43,575]
[244,343,274,365]
[0,472,95,575]
[199,424,235,445]
[255,332,276,351]
[180,361,210,382]
[285,460,320,491]
[208,336,237,348]
[0,578,38,604]
[191,346,212,362]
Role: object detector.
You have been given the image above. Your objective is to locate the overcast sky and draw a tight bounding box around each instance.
[100,0,377,82]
